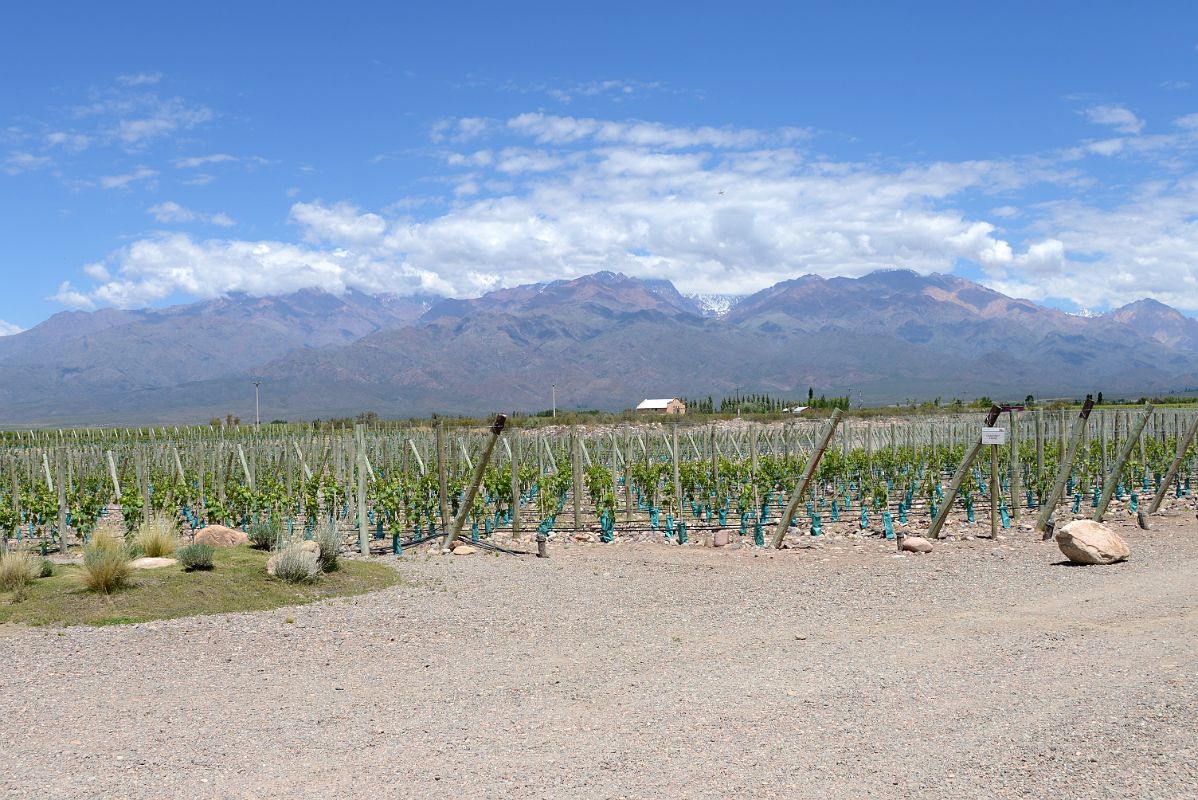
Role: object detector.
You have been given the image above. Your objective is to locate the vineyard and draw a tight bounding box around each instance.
[2,403,1195,557]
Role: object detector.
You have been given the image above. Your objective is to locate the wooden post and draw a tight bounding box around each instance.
[509,428,521,538]
[355,424,369,555]
[1009,407,1021,523]
[55,449,68,554]
[1147,413,1198,514]
[771,409,843,549]
[443,415,506,551]
[928,406,1003,540]
[106,450,122,500]
[571,427,582,530]
[624,432,633,523]
[1092,404,1153,522]
[672,424,682,521]
[1035,399,1096,533]
[1034,409,1044,499]
[436,421,449,533]
[989,440,999,540]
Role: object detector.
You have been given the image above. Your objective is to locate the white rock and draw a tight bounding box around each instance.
[129,557,178,569]
[1054,519,1130,565]
[451,545,477,556]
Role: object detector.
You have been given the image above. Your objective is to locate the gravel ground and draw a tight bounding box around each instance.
[1,509,1196,799]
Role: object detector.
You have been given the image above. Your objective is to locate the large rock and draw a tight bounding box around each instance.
[130,557,178,569]
[299,540,320,554]
[713,529,730,547]
[195,525,249,547]
[901,536,933,554]
[451,545,477,556]
[1055,520,1130,565]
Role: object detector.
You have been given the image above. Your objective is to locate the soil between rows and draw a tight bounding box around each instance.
[1,509,1195,799]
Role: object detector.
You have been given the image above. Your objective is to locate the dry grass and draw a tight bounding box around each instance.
[80,532,131,594]
[135,512,178,558]
[0,550,40,596]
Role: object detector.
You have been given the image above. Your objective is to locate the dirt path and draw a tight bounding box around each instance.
[1,512,1195,799]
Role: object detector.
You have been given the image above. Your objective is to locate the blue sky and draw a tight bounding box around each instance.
[2,1,1198,335]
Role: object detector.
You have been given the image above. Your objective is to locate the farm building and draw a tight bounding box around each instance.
[636,398,687,415]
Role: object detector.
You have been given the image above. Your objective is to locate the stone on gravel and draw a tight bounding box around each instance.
[713,529,730,547]
[901,536,933,553]
[452,545,477,556]
[130,557,178,569]
[194,525,249,547]
[1055,519,1130,565]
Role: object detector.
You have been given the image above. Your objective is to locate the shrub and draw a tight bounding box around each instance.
[271,544,320,584]
[248,518,282,550]
[314,520,340,573]
[80,533,131,593]
[39,559,54,578]
[135,512,178,558]
[176,542,215,571]
[0,551,39,594]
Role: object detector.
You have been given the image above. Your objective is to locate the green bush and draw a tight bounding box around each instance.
[39,559,54,578]
[176,542,215,571]
[80,533,131,593]
[314,520,340,572]
[248,518,281,550]
[272,544,320,584]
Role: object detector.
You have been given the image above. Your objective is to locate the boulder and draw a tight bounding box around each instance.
[130,557,178,570]
[713,529,730,547]
[266,552,280,577]
[195,525,249,547]
[901,536,933,554]
[451,545,477,556]
[1055,520,1130,565]
[299,540,320,554]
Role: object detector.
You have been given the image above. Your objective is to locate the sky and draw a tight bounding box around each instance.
[2,0,1198,336]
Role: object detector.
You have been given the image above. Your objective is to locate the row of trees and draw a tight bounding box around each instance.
[682,389,851,415]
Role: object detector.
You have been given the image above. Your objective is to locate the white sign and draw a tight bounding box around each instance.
[981,427,1008,445]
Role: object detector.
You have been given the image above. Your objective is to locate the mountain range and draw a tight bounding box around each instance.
[0,269,1195,426]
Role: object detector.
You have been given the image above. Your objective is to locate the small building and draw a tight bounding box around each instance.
[636,398,687,416]
[782,406,809,415]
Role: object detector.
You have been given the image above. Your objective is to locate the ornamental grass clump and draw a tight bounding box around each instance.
[314,520,340,573]
[272,543,320,584]
[176,542,215,571]
[134,512,178,558]
[248,518,282,550]
[80,532,131,593]
[0,550,40,595]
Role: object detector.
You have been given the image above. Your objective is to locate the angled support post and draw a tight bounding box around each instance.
[928,405,1003,540]
[771,409,843,549]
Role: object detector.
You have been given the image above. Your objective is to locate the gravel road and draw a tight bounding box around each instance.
[2,510,1195,799]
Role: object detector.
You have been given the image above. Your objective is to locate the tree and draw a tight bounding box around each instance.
[1096,391,1104,405]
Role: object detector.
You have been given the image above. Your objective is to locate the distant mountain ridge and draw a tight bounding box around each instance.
[0,269,1194,425]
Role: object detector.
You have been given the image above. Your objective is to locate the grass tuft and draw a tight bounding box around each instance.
[80,532,131,593]
[314,520,341,572]
[134,513,178,558]
[248,518,282,550]
[0,551,40,597]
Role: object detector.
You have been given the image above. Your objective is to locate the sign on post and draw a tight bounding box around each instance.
[981,427,1008,446]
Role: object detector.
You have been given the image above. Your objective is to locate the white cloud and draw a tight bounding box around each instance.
[114,99,212,146]
[44,131,90,152]
[0,320,23,336]
[50,281,95,310]
[100,166,158,189]
[116,72,163,86]
[147,201,235,227]
[3,151,52,174]
[1082,104,1145,134]
[175,153,236,168]
[56,111,1198,314]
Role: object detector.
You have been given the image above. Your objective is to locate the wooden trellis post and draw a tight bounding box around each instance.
[1035,398,1096,534]
[928,406,1003,541]
[1147,413,1198,514]
[1093,404,1153,522]
[771,409,843,549]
